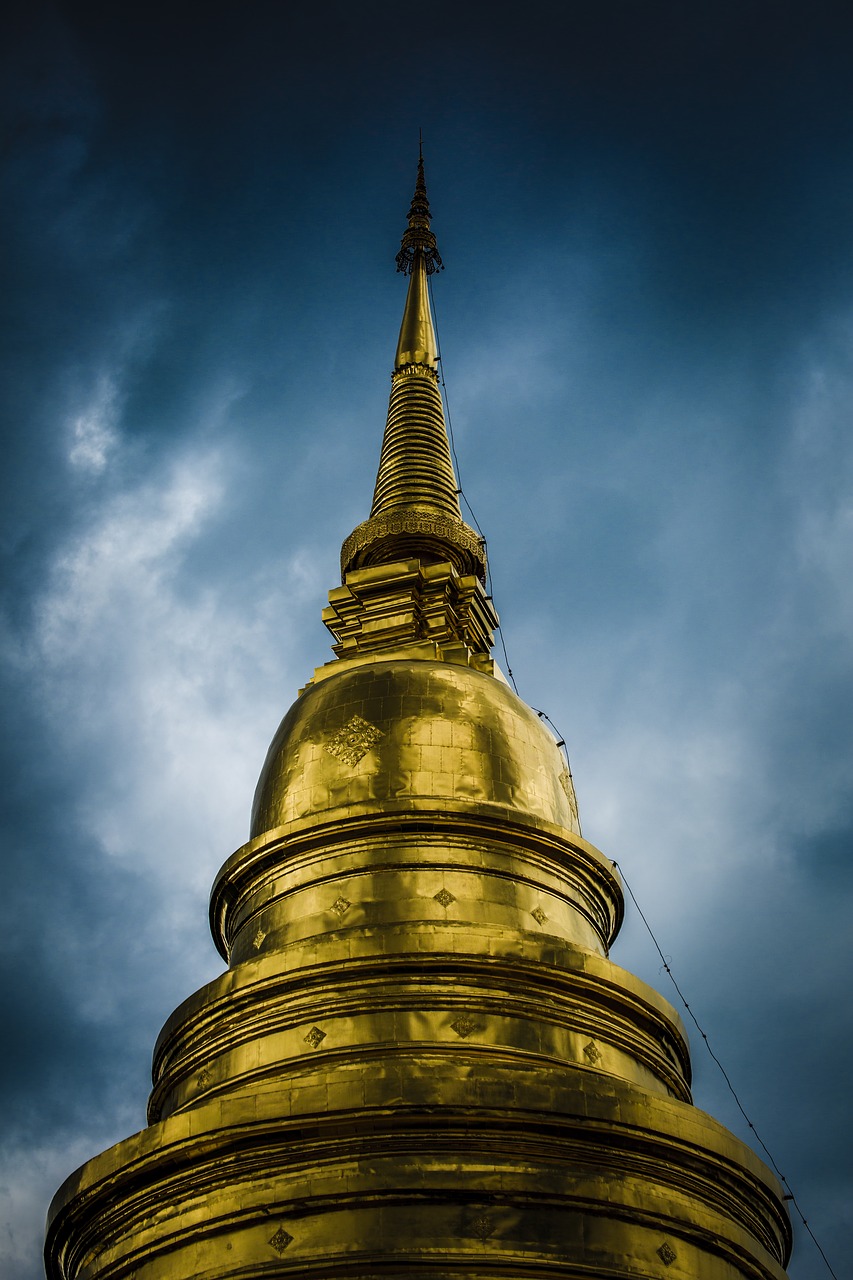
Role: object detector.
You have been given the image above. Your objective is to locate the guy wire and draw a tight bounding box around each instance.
[612,858,839,1279]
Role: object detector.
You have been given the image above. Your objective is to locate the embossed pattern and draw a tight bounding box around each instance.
[450,1015,478,1039]
[269,1227,293,1255]
[433,888,456,907]
[304,1027,326,1049]
[657,1241,677,1265]
[470,1213,494,1242]
[251,662,582,838]
[325,714,383,766]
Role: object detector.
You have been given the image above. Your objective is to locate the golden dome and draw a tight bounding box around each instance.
[250,658,580,840]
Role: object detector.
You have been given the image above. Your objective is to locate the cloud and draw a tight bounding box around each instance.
[66,375,119,473]
[0,1127,136,1280]
[4,7,853,1277]
[26,429,321,896]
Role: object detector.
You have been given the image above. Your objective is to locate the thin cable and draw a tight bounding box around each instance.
[530,708,583,838]
[428,274,519,693]
[612,859,839,1279]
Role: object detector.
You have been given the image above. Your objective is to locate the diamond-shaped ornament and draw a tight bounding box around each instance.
[434,888,456,907]
[304,1026,326,1049]
[269,1226,294,1255]
[450,1015,477,1039]
[583,1040,601,1064]
[657,1241,677,1266]
[325,715,383,766]
[470,1212,494,1241]
[252,926,266,951]
[329,896,351,918]
[531,906,548,925]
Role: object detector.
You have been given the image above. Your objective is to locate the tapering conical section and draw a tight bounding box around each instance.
[341,158,486,583]
[368,361,459,517]
[394,250,439,370]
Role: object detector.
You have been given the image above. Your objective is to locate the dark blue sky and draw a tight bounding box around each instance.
[2,3,852,1276]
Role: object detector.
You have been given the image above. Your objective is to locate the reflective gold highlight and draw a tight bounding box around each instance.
[46,158,792,1280]
[342,160,485,584]
[395,253,438,369]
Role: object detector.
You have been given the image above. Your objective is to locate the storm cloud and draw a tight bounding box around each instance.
[2,3,852,1276]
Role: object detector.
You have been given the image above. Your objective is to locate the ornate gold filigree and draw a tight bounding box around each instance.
[269,1227,293,1255]
[325,715,383,766]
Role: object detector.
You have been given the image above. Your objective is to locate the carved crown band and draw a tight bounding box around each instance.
[341,509,487,582]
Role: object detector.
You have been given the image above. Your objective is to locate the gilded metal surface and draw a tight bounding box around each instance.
[371,369,452,507]
[46,157,792,1280]
[249,658,581,838]
[341,161,484,583]
[47,1074,792,1279]
[395,264,439,366]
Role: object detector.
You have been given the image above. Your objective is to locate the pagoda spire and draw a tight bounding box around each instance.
[46,155,794,1280]
[340,155,486,583]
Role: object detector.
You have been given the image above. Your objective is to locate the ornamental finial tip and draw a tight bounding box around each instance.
[395,148,443,277]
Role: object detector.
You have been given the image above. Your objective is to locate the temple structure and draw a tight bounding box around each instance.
[46,160,793,1279]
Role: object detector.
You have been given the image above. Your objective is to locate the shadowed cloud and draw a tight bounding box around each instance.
[2,2,852,1276]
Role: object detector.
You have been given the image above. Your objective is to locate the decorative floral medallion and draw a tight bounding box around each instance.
[583,1040,601,1065]
[657,1241,677,1266]
[470,1212,494,1241]
[325,715,383,766]
[269,1226,294,1255]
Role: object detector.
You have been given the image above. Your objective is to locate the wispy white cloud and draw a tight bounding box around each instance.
[787,339,853,637]
[27,434,317,902]
[66,374,119,473]
[0,1127,133,1280]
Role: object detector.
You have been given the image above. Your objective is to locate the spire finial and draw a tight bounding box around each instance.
[338,156,487,588]
[395,146,443,277]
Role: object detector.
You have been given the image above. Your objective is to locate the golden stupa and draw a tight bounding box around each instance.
[46,159,793,1280]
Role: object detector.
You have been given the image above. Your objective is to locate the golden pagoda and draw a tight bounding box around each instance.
[46,159,793,1280]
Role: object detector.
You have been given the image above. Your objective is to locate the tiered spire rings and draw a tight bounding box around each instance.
[340,157,487,593]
